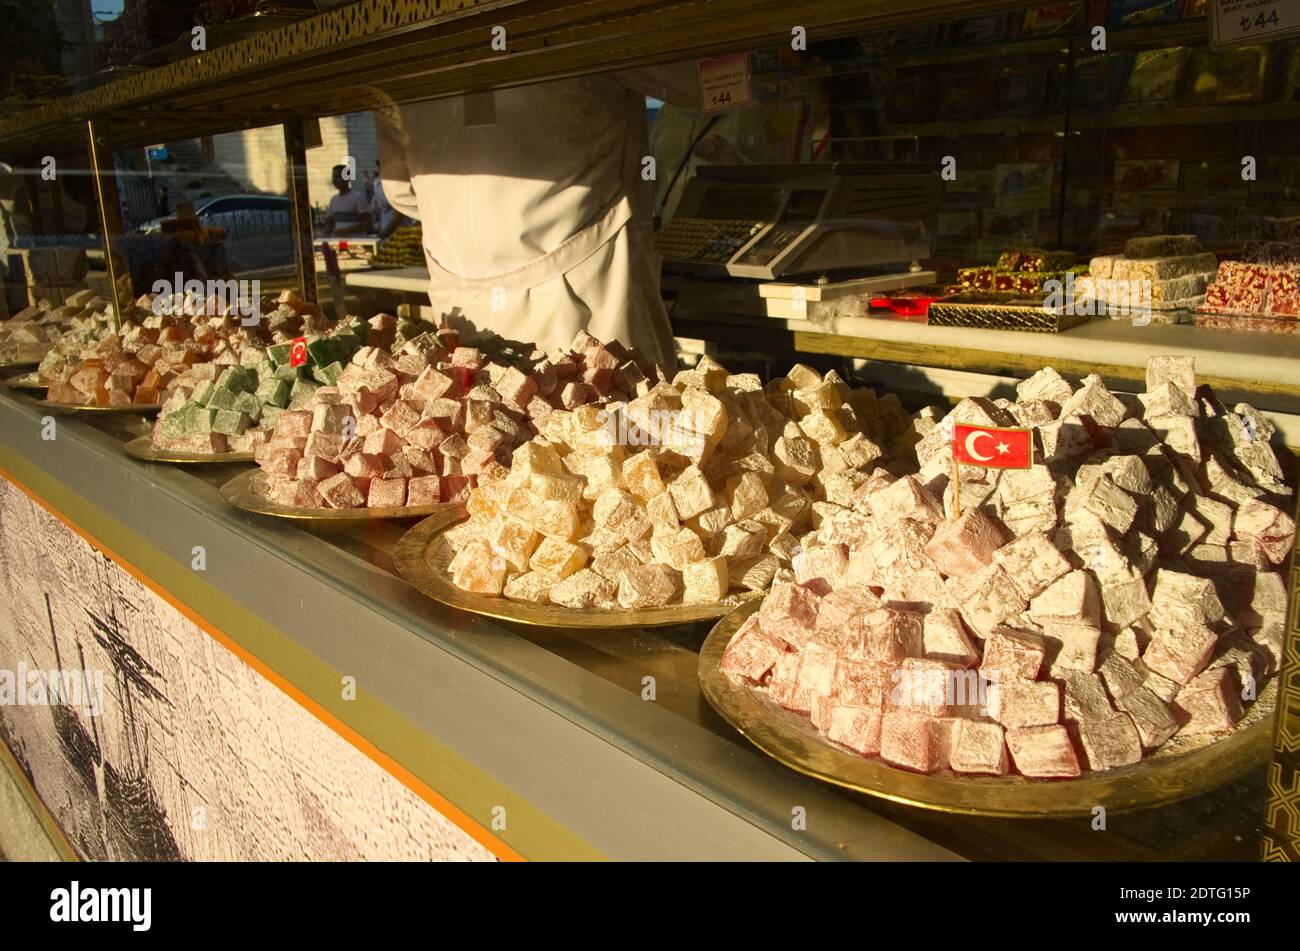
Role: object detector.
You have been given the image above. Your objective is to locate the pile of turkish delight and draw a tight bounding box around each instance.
[0,293,99,363]
[722,355,1294,778]
[1080,235,1216,322]
[152,314,369,454]
[442,358,919,609]
[1196,256,1300,333]
[253,328,654,510]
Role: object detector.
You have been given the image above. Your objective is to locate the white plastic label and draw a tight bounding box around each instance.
[1210,0,1300,48]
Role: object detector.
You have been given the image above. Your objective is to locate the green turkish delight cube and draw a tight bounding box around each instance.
[232,391,262,416]
[305,337,336,367]
[215,365,257,394]
[190,380,216,406]
[312,361,344,386]
[274,363,300,382]
[288,377,319,407]
[207,388,238,411]
[212,409,249,436]
[256,376,292,408]
[267,343,292,366]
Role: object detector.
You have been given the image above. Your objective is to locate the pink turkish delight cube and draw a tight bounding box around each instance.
[362,427,404,457]
[296,455,341,482]
[380,399,423,437]
[406,475,442,507]
[924,507,1009,577]
[1006,724,1081,778]
[318,472,365,508]
[1174,667,1244,735]
[758,581,821,648]
[879,711,953,773]
[498,366,539,409]
[367,477,407,509]
[721,615,786,683]
[826,706,884,756]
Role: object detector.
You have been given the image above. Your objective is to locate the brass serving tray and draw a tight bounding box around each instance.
[38,399,162,414]
[394,508,758,629]
[124,434,255,465]
[220,468,456,521]
[0,359,42,372]
[699,600,1276,818]
[5,373,47,392]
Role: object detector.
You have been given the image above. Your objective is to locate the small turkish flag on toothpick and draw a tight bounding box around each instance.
[290,336,307,368]
[950,423,1033,520]
[953,423,1033,469]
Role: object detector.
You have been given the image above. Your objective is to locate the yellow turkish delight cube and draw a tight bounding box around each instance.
[646,492,680,535]
[683,556,729,603]
[617,564,681,609]
[622,452,666,501]
[503,571,553,604]
[449,540,507,595]
[529,536,589,579]
[488,515,541,573]
[725,471,768,521]
[668,464,717,520]
[651,527,707,569]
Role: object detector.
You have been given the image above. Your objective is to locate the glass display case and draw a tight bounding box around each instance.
[0,0,1297,862]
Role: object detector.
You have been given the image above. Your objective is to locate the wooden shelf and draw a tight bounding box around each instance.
[0,0,1033,157]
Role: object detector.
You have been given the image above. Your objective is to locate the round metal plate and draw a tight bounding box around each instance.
[393,509,759,630]
[220,467,458,521]
[698,600,1277,817]
[5,373,47,392]
[0,360,42,373]
[123,434,255,465]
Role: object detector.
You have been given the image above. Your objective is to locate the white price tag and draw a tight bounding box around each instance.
[698,52,752,115]
[1210,0,1300,48]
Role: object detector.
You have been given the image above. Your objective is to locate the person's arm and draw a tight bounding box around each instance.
[375,104,421,221]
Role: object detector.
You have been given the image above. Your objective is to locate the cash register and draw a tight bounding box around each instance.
[655,163,938,280]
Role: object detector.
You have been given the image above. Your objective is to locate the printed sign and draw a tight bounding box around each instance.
[699,52,752,114]
[1210,0,1300,48]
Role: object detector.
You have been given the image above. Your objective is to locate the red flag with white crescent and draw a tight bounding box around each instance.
[953,423,1033,469]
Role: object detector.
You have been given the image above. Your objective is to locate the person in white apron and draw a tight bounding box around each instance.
[376,68,695,369]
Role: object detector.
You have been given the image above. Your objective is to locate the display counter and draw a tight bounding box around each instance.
[0,384,1281,862]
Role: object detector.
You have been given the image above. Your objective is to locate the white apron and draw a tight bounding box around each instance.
[378,70,695,369]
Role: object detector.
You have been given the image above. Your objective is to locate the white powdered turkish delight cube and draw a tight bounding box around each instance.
[979,625,1045,682]
[990,679,1060,729]
[1149,569,1224,630]
[948,720,1008,775]
[992,532,1071,601]
[1017,367,1075,406]
[922,608,979,668]
[1077,713,1143,770]
[1142,626,1217,685]
[1006,725,1081,778]
[946,564,1028,639]
[924,507,1008,578]
[1232,499,1295,565]
[1061,671,1113,723]
[1114,686,1179,748]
